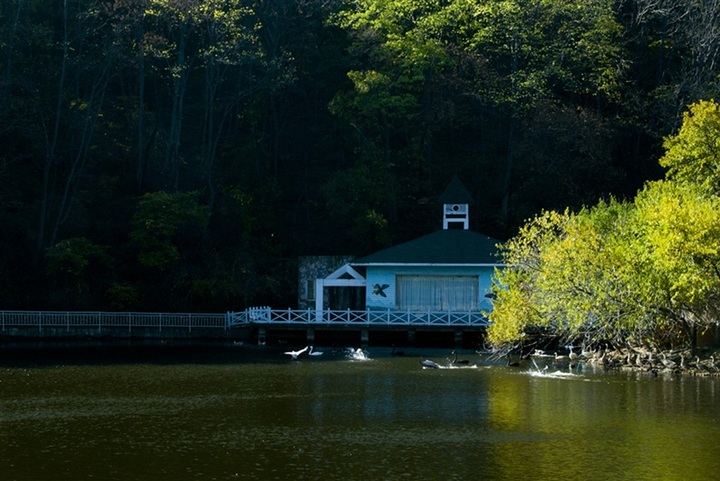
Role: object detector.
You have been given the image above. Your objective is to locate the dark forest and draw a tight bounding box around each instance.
[1,0,718,312]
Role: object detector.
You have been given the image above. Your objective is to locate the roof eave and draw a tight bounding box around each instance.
[351,262,505,268]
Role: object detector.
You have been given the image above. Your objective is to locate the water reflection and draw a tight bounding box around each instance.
[484,362,720,479]
[2,343,720,480]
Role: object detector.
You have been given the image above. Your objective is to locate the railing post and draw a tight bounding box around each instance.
[361,328,369,346]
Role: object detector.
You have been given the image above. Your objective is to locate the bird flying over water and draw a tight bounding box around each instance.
[284,346,309,359]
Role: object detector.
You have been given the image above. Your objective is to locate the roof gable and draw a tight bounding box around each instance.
[438,175,475,205]
[352,229,502,265]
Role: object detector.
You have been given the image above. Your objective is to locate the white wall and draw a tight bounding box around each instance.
[364,265,498,311]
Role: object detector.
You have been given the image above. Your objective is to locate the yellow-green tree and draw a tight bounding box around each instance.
[488,100,720,350]
[660,99,720,195]
[487,201,657,348]
[634,180,720,348]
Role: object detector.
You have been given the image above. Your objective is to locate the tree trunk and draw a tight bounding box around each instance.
[167,22,188,191]
[136,22,146,192]
[500,117,515,227]
[49,63,111,246]
[38,0,69,252]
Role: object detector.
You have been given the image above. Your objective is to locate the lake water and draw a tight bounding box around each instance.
[2,342,720,481]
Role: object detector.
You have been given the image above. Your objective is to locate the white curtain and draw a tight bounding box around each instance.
[396,275,479,311]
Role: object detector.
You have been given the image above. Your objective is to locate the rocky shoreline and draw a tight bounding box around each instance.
[526,347,720,377]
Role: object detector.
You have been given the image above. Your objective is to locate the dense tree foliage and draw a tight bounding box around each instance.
[0,0,718,311]
[487,100,720,352]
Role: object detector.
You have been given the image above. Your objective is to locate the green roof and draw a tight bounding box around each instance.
[352,229,502,265]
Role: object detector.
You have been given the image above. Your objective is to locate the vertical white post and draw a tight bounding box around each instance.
[315,279,324,322]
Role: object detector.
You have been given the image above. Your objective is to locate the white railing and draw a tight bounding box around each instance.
[0,311,229,332]
[0,309,489,332]
[229,308,489,327]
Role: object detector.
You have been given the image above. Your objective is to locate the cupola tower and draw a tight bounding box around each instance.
[438,175,474,230]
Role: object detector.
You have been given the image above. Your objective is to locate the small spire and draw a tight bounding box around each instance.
[439,175,473,230]
[438,175,474,205]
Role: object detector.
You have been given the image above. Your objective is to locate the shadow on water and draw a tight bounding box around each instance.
[0,341,486,368]
[0,340,282,367]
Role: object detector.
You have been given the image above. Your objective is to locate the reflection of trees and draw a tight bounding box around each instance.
[485,369,719,478]
[170,362,720,479]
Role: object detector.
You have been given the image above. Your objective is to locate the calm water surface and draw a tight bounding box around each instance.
[2,342,720,481]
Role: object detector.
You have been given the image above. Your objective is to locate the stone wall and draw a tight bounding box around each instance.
[297,255,362,310]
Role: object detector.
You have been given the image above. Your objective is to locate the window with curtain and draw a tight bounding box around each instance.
[396,275,479,311]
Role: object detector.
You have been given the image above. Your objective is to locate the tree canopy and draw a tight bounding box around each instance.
[487,99,720,352]
[0,0,718,312]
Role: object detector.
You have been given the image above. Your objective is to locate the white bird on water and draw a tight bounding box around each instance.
[421,359,440,369]
[284,346,309,359]
[349,348,369,361]
[308,346,323,356]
